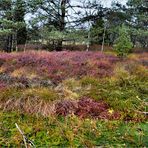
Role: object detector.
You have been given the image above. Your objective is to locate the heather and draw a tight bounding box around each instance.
[0,51,119,84]
[0,51,148,147]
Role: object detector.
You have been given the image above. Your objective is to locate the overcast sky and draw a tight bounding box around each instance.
[101,0,127,7]
[25,0,128,23]
[71,0,128,7]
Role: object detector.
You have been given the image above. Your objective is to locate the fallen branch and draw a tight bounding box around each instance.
[135,111,148,115]
[15,123,36,148]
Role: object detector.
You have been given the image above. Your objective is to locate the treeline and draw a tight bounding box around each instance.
[0,0,147,52]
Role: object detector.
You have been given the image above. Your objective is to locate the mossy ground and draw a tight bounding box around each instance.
[0,111,148,147]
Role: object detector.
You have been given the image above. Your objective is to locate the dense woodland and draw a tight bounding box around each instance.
[0,0,148,52]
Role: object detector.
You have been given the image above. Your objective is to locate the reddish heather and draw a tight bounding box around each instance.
[137,52,148,67]
[0,81,7,90]
[55,97,121,120]
[0,51,119,84]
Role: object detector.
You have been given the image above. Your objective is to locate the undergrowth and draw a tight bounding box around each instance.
[0,51,148,147]
[0,111,148,147]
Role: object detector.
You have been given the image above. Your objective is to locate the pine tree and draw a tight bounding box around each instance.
[114,24,133,57]
[0,0,13,52]
[0,0,26,52]
[126,0,148,47]
[14,0,27,45]
[28,0,69,51]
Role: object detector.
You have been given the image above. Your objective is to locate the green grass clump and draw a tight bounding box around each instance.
[23,87,59,102]
[0,87,59,102]
[0,87,60,116]
[81,76,100,86]
[0,88,22,102]
[0,111,148,147]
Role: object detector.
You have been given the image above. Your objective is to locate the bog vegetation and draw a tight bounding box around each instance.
[0,0,148,147]
[0,51,148,147]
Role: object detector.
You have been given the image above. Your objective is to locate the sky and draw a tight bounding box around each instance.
[70,0,128,7]
[25,0,128,23]
[101,0,127,7]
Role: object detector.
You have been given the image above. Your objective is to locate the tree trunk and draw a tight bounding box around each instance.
[60,0,66,30]
[6,35,13,52]
[56,40,63,51]
[86,29,90,51]
[55,0,67,51]
[101,26,106,52]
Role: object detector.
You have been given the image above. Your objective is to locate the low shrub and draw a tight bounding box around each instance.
[0,51,118,83]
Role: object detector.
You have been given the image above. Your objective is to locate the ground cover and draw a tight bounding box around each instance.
[0,51,148,147]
